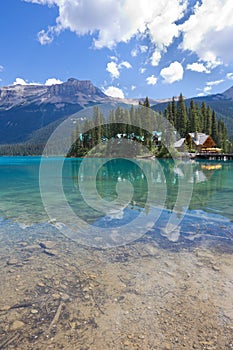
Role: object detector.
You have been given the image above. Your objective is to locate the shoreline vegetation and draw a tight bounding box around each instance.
[67,98,232,158]
[0,97,232,157]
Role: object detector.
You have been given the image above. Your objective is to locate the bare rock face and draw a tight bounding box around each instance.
[0,78,111,144]
[0,78,107,109]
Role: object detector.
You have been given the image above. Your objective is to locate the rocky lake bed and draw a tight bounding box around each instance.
[0,224,232,350]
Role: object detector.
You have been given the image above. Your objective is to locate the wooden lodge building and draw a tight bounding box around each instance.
[174,132,218,153]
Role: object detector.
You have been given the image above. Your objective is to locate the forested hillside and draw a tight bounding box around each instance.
[154,94,230,152]
[152,91,233,140]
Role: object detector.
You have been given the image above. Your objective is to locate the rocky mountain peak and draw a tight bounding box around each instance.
[47,78,106,100]
[222,85,233,100]
[0,78,108,109]
[66,77,91,85]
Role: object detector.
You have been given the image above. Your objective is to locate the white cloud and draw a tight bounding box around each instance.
[186,62,210,73]
[26,0,233,70]
[13,78,31,85]
[106,62,120,79]
[131,49,138,57]
[148,2,187,49]
[131,85,136,91]
[199,79,225,95]
[24,0,187,65]
[151,50,162,66]
[227,72,233,80]
[139,45,148,53]
[38,27,55,45]
[109,56,118,62]
[45,78,63,85]
[0,65,4,72]
[24,0,53,3]
[13,77,63,86]
[180,0,233,67]
[119,61,132,69]
[146,75,157,85]
[24,0,233,72]
[106,60,132,79]
[139,67,146,74]
[203,85,212,93]
[103,86,124,98]
[160,61,184,84]
[206,79,224,86]
[131,45,148,57]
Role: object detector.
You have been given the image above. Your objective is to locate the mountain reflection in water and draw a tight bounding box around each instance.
[0,157,232,248]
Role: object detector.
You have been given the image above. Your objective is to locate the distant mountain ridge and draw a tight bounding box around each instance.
[0,77,233,145]
[0,78,107,110]
[220,85,233,100]
[0,78,111,144]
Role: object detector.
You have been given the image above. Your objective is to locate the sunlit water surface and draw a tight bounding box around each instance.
[0,156,232,250]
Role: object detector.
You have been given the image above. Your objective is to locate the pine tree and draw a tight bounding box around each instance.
[143,96,150,108]
[211,110,217,142]
[206,106,212,135]
[176,93,187,137]
[217,119,228,152]
[167,102,173,124]
[201,102,207,132]
[108,109,116,138]
[115,106,126,134]
[82,119,93,148]
[171,97,177,128]
[135,107,143,137]
[93,106,102,144]
[123,109,131,135]
[189,99,199,132]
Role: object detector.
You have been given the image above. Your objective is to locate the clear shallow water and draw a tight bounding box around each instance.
[0,156,232,248]
[1,157,232,350]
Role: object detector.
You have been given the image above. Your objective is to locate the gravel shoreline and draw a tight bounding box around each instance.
[0,230,232,349]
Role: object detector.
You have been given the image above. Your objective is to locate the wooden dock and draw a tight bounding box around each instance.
[195,153,233,161]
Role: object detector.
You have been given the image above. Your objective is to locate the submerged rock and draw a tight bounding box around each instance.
[39,241,56,249]
[30,309,39,314]
[10,320,25,330]
[7,259,19,266]
[44,249,58,256]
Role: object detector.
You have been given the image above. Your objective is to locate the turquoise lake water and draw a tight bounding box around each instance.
[0,156,232,249]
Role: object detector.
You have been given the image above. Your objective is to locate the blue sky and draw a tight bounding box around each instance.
[1,0,233,99]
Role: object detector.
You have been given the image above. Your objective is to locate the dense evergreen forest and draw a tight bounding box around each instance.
[68,96,232,157]
[162,94,230,151]
[68,104,166,158]
[0,142,44,156]
[0,95,232,156]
